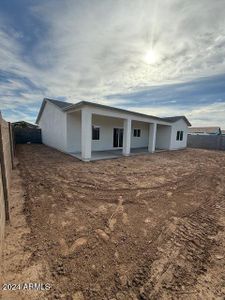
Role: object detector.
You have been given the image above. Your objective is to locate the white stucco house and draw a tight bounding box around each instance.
[36,98,191,161]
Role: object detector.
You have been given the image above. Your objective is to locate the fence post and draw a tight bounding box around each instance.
[0,114,10,221]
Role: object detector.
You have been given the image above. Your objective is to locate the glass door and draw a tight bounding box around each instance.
[113,128,123,147]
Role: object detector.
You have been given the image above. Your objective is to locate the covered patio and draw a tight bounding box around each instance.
[70,147,167,161]
[66,103,174,161]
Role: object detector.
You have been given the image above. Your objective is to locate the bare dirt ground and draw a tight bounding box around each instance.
[2,144,225,300]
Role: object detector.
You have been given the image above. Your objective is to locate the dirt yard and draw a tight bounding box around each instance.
[2,145,225,300]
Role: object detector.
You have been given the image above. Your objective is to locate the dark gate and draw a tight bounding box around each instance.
[13,127,42,144]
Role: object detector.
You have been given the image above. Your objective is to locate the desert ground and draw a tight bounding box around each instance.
[2,145,225,300]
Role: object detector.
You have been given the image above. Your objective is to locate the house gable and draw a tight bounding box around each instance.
[38,100,67,152]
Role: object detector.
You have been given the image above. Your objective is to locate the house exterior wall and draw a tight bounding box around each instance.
[66,114,151,152]
[67,111,81,153]
[170,119,188,149]
[92,115,123,151]
[38,101,189,158]
[156,125,172,149]
[38,101,67,152]
[131,121,149,148]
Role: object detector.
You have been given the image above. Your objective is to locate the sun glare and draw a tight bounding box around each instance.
[144,49,158,65]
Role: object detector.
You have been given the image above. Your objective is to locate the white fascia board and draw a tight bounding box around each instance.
[65,104,171,126]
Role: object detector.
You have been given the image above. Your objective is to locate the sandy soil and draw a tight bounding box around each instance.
[2,144,225,300]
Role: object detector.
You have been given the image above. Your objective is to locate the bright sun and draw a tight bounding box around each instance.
[144,49,158,65]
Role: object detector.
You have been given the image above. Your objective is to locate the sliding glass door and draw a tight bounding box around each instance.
[113,128,123,148]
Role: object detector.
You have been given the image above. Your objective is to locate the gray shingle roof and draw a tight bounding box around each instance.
[162,116,191,126]
[36,98,73,123]
[46,98,73,109]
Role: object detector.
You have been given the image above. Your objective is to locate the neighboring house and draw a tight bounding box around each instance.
[12,121,38,129]
[221,130,225,136]
[188,127,221,135]
[13,121,41,144]
[36,98,191,161]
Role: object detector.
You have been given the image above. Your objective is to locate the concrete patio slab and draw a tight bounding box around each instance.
[70,147,154,161]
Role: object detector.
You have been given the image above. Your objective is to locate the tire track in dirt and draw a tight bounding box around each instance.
[116,191,225,299]
[6,145,225,300]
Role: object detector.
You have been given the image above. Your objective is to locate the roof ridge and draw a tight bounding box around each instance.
[45,98,73,106]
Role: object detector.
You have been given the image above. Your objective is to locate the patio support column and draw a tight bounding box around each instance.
[123,118,131,156]
[81,108,92,161]
[148,123,156,153]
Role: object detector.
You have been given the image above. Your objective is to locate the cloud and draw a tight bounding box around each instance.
[106,73,225,106]
[127,101,225,127]
[0,0,225,128]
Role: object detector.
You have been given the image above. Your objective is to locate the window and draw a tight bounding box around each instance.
[176,130,184,141]
[133,129,141,137]
[180,131,183,141]
[92,126,100,140]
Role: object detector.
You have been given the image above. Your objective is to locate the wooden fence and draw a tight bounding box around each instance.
[0,113,14,257]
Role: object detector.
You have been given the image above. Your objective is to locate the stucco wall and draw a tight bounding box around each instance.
[92,117,150,151]
[156,124,172,149]
[91,115,124,151]
[0,117,13,261]
[1,119,12,192]
[0,165,5,259]
[170,119,188,149]
[187,135,225,150]
[67,111,81,153]
[67,114,150,152]
[131,121,149,148]
[39,101,67,152]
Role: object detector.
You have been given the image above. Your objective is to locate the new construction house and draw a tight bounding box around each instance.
[36,98,191,161]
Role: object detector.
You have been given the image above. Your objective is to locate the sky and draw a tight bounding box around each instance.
[0,0,225,128]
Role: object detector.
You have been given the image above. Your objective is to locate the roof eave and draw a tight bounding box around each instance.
[36,99,47,124]
[63,100,173,124]
[183,117,192,127]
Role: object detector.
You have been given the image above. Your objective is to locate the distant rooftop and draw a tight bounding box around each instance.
[12,121,38,128]
[189,127,221,134]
